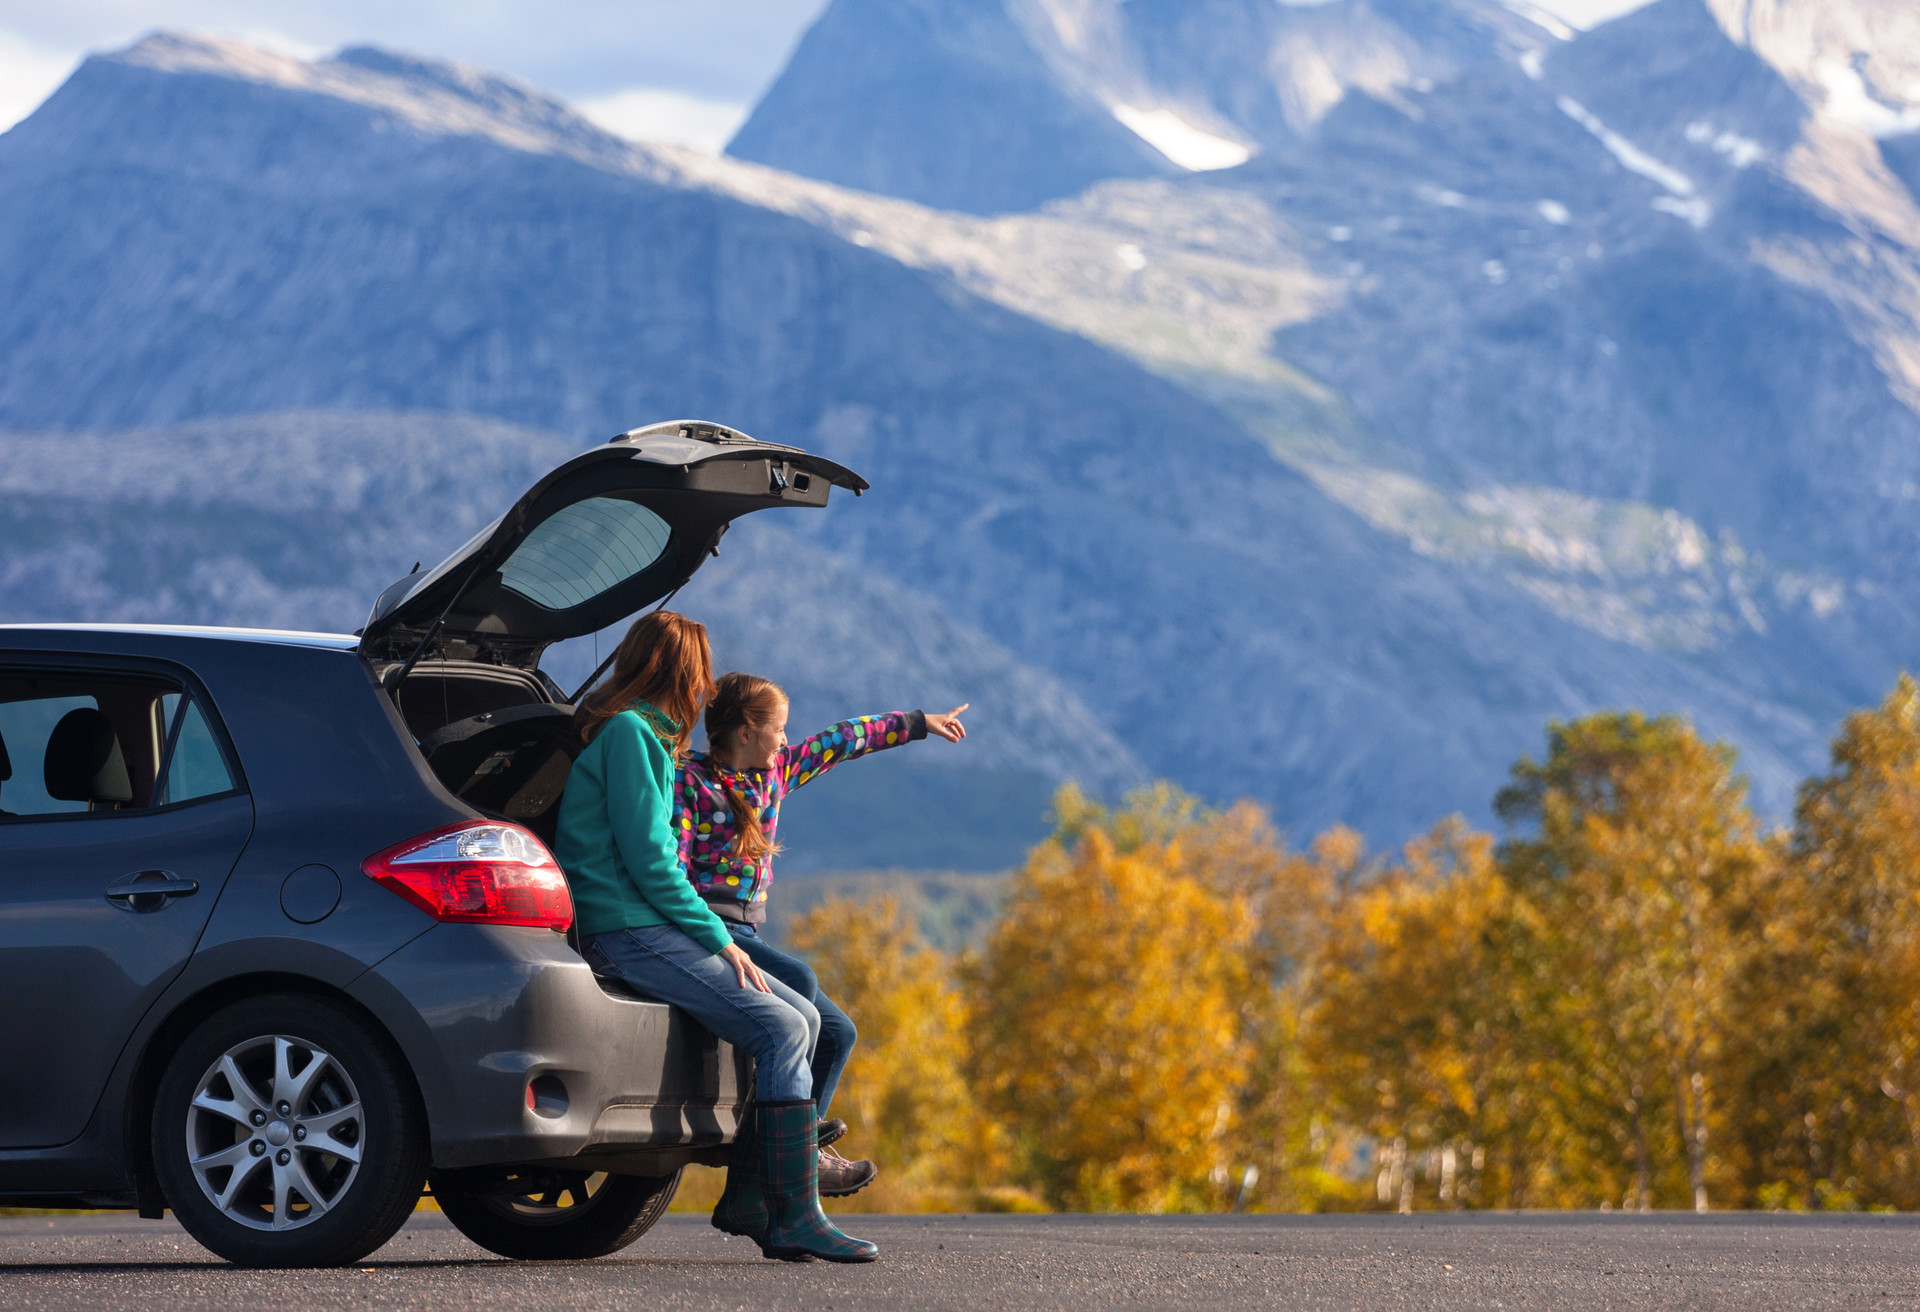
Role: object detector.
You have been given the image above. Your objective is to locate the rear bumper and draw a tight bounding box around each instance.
[351,923,748,1172]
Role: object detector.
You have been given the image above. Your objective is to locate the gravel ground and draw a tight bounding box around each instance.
[2,1208,1918,1310]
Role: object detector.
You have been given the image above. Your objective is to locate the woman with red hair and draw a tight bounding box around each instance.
[552,611,876,1264]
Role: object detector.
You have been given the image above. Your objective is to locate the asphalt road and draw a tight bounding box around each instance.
[2,1208,1918,1310]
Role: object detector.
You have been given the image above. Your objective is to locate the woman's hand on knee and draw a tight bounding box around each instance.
[720,942,773,993]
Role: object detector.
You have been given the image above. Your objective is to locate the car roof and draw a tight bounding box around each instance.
[0,623,361,651]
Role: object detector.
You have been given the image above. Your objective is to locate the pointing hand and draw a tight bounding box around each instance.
[926,704,968,743]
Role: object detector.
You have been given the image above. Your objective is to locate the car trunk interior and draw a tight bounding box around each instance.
[382,661,578,844]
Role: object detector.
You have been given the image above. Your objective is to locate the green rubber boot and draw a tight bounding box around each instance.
[710,1102,767,1241]
[756,1100,879,1263]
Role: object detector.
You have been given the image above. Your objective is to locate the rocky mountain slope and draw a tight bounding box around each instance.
[727,0,1175,215]
[0,22,1893,859]
[714,0,1920,787]
[729,0,1920,589]
[728,0,1556,211]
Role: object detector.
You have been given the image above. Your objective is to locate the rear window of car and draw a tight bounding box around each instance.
[498,496,672,611]
[0,669,239,819]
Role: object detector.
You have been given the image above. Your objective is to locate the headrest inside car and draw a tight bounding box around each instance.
[45,708,133,804]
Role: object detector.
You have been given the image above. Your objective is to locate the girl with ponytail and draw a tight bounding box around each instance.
[680,673,968,1210]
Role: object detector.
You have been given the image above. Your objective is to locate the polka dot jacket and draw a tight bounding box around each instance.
[675,710,928,922]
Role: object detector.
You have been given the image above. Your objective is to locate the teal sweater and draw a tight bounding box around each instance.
[553,707,732,953]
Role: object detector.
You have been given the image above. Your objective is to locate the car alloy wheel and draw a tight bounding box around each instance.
[154,994,425,1267]
[184,1034,365,1231]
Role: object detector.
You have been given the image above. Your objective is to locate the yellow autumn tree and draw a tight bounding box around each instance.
[1495,711,1766,1211]
[970,799,1256,1211]
[1044,784,1360,1210]
[752,682,1920,1217]
[1304,817,1545,1210]
[1736,674,1920,1209]
[1195,818,1359,1211]
[786,896,996,1210]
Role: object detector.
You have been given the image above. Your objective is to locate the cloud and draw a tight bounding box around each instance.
[0,30,79,132]
[575,87,750,154]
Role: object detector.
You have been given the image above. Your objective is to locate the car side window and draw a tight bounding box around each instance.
[0,694,101,816]
[0,668,239,821]
[154,694,237,805]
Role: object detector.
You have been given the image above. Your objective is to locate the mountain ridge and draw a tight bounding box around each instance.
[0,23,1895,854]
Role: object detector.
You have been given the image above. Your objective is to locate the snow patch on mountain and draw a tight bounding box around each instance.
[1813,59,1920,139]
[1506,1,1578,44]
[1703,0,1920,135]
[1111,105,1253,170]
[1556,93,1710,224]
[1556,95,1696,195]
[1684,120,1764,166]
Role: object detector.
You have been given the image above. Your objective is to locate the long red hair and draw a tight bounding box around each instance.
[573,611,715,756]
[705,671,788,864]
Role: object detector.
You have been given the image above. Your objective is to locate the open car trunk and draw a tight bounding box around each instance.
[361,421,866,837]
[385,662,575,843]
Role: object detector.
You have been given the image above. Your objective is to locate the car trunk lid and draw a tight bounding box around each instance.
[359,420,865,670]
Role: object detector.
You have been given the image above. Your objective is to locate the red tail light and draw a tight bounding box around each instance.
[363,821,573,930]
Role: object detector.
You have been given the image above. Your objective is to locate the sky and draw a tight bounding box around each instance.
[0,0,1657,153]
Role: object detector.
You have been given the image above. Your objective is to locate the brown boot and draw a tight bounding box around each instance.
[817,1144,878,1198]
[817,1117,849,1149]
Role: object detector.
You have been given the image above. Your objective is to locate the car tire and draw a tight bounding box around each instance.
[152,993,427,1268]
[432,1168,682,1260]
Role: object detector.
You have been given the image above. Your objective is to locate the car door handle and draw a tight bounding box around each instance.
[105,871,200,912]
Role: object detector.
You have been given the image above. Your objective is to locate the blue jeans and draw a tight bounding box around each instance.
[583,924,821,1102]
[728,923,858,1121]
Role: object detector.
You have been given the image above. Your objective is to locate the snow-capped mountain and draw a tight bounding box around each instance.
[728,0,1555,212]
[3,7,1912,861]
[722,0,1920,787]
